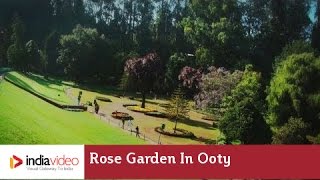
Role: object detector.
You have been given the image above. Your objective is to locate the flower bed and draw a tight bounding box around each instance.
[111,111,133,120]
[144,112,167,118]
[127,106,157,113]
[96,96,112,102]
[155,127,195,138]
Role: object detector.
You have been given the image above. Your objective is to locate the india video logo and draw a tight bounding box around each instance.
[10,155,23,169]
[26,155,79,166]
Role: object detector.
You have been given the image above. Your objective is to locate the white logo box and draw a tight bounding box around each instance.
[0,145,84,179]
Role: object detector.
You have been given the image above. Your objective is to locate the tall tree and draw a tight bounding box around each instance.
[124,53,161,108]
[57,25,114,82]
[25,40,41,72]
[7,15,26,71]
[165,88,190,133]
[267,53,320,143]
[181,0,248,69]
[312,0,320,52]
[136,0,154,55]
[220,65,272,144]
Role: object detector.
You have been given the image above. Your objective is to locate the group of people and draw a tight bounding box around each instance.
[121,118,140,138]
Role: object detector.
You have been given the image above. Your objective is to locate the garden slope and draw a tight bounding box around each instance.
[0,80,144,144]
[5,72,73,105]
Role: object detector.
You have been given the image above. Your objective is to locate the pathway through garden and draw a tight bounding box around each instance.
[65,88,157,144]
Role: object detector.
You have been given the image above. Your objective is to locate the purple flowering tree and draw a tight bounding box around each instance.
[194,67,243,109]
[124,53,161,108]
[178,66,203,94]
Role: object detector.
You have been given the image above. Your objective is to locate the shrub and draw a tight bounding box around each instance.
[96,96,112,102]
[272,118,309,144]
[127,106,157,113]
[155,127,195,138]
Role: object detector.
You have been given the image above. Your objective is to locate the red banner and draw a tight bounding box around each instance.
[85,145,320,179]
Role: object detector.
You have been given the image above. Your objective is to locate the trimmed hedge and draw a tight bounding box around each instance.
[4,75,87,112]
[155,127,195,138]
[123,103,138,107]
[96,96,112,102]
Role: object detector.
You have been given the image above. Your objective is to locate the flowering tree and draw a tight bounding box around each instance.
[179,65,243,110]
[194,67,243,109]
[178,66,203,97]
[124,53,161,108]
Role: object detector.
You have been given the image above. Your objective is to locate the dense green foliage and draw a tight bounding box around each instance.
[0,0,316,84]
[1,0,320,144]
[220,65,271,144]
[57,25,115,82]
[182,0,247,69]
[272,118,309,144]
[7,15,27,71]
[267,53,320,143]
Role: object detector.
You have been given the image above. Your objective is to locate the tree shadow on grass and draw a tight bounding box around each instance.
[6,73,36,93]
[167,117,217,130]
[24,73,67,93]
[7,73,69,104]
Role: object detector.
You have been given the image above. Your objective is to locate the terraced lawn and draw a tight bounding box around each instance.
[1,71,218,144]
[0,78,144,144]
[5,72,74,105]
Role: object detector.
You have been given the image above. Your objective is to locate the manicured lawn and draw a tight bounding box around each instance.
[0,80,144,144]
[5,72,74,105]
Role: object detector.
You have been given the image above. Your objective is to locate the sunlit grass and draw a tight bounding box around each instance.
[0,79,144,144]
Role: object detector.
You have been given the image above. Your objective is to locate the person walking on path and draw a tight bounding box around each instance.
[122,119,125,129]
[135,126,140,138]
[128,119,133,131]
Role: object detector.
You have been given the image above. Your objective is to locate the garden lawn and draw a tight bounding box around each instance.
[5,71,73,105]
[70,88,220,144]
[0,80,144,144]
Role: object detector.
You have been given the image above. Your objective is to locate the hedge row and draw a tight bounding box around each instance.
[96,96,112,102]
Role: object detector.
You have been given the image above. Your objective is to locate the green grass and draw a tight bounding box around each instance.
[0,80,144,144]
[5,72,73,105]
[71,87,220,144]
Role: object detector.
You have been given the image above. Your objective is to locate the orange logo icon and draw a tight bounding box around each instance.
[10,155,23,169]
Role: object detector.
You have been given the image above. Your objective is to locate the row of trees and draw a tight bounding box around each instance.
[1,1,319,82]
[1,0,320,144]
[181,41,320,144]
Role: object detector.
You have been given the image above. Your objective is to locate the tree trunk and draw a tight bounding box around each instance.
[174,118,178,134]
[141,92,146,108]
